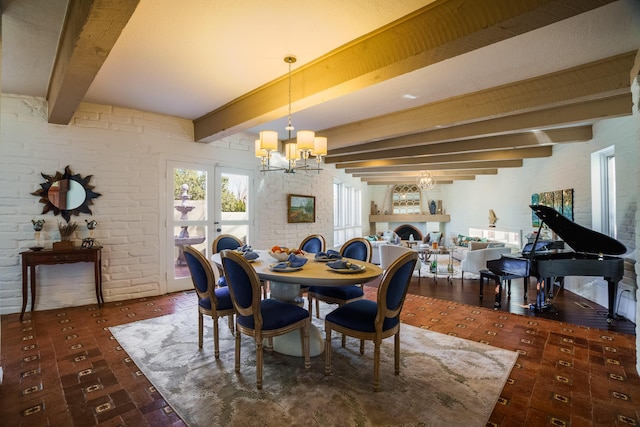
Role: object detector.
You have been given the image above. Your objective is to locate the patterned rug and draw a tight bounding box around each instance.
[110,304,518,426]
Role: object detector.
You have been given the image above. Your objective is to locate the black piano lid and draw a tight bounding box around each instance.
[530,205,626,255]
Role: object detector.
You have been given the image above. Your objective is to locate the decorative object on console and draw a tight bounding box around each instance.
[488,209,498,227]
[429,200,436,214]
[85,219,97,237]
[255,56,327,174]
[31,165,101,223]
[54,221,78,250]
[31,219,45,250]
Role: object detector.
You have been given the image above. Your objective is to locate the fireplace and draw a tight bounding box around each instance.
[393,224,423,241]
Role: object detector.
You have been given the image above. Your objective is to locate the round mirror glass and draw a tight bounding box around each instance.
[48,179,87,210]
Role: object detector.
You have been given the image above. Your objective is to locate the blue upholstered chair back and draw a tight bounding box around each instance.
[214,235,243,253]
[300,234,325,253]
[377,251,418,322]
[184,249,209,295]
[385,256,415,312]
[340,237,372,262]
[220,250,262,320]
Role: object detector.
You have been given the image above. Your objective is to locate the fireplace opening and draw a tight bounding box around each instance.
[393,224,423,241]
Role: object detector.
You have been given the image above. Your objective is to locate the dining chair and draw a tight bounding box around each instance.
[211,234,243,285]
[324,250,418,391]
[307,237,372,320]
[299,234,326,253]
[183,245,235,359]
[212,234,244,254]
[297,234,326,299]
[220,250,311,390]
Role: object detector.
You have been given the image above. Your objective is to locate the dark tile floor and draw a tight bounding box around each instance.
[1,275,638,426]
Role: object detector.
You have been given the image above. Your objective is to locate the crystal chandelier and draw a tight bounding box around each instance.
[255,56,327,174]
[416,171,436,190]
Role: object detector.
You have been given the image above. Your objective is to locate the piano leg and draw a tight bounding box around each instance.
[530,278,552,312]
[606,280,618,322]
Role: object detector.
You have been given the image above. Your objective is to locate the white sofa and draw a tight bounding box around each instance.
[379,244,422,277]
[452,240,503,261]
[460,247,511,280]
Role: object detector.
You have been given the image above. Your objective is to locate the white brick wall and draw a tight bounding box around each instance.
[0,94,364,315]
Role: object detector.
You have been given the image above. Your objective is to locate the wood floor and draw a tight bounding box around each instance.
[0,273,637,426]
[408,274,636,335]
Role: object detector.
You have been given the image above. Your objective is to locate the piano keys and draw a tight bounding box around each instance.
[487,205,626,321]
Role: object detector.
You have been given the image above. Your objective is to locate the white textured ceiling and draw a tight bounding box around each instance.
[1,0,639,183]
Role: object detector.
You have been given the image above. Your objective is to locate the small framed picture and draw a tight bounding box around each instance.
[82,238,95,248]
[287,194,316,223]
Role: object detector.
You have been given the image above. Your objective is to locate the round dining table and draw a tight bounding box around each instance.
[211,250,383,357]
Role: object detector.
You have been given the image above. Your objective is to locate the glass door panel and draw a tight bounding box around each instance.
[214,169,252,244]
[167,162,213,293]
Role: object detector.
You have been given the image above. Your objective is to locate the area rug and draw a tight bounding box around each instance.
[110,306,517,427]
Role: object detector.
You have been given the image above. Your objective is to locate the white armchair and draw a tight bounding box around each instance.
[460,247,511,280]
[379,244,422,279]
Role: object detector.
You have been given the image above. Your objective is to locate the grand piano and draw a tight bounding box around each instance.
[487,205,626,321]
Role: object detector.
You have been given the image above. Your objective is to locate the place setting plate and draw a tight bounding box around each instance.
[269,263,303,273]
[327,263,366,274]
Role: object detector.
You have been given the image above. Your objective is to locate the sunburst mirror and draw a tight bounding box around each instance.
[32,165,101,222]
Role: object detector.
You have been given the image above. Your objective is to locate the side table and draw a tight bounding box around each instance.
[20,247,103,319]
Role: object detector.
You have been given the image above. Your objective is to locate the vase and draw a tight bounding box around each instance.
[429,200,436,215]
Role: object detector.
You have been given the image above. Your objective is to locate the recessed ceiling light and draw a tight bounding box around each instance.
[402,94,417,99]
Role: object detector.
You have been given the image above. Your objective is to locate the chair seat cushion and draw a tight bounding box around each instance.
[198,286,233,311]
[325,299,399,332]
[237,299,308,330]
[308,285,364,300]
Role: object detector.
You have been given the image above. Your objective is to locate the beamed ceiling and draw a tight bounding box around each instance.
[1,0,639,185]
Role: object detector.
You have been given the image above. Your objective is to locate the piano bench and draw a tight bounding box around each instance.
[479,269,529,307]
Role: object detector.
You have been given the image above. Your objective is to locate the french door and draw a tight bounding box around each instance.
[166,161,253,293]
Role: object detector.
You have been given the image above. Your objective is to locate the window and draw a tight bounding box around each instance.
[591,146,616,237]
[333,181,362,247]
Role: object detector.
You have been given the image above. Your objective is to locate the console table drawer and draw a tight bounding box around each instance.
[31,252,91,263]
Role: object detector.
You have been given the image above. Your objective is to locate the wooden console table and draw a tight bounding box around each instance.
[20,247,103,319]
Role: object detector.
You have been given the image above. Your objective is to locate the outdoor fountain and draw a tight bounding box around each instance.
[174,184,205,264]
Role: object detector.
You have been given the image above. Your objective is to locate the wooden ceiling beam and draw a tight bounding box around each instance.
[326,126,589,163]
[336,147,551,169]
[47,0,139,124]
[351,169,499,178]
[344,160,524,174]
[324,51,636,149]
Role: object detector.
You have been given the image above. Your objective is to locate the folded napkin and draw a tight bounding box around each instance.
[243,251,259,260]
[236,244,252,252]
[327,260,354,270]
[272,254,308,269]
[315,250,342,260]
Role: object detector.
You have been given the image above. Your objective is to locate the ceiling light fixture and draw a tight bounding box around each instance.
[255,56,327,174]
[416,171,436,190]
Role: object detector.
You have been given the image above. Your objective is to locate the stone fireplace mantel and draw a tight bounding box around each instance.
[369,214,450,223]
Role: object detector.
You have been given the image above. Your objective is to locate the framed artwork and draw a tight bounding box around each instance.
[532,188,574,226]
[562,188,574,221]
[531,193,540,227]
[287,194,316,223]
[553,190,563,213]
